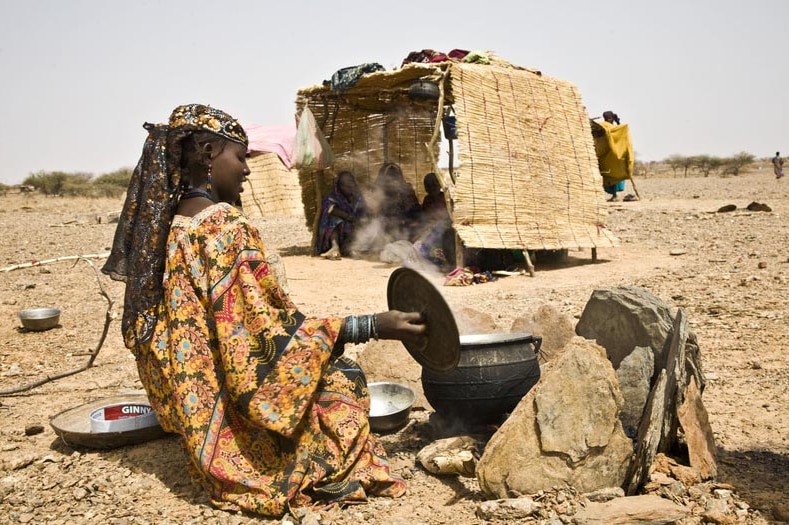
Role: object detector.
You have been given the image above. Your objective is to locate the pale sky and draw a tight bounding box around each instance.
[1,0,786,184]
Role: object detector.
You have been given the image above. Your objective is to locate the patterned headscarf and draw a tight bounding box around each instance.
[102,104,248,349]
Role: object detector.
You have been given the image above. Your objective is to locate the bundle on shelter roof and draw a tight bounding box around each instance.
[295,57,617,257]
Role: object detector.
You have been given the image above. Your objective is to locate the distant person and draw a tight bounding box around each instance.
[373,162,422,240]
[773,151,784,179]
[601,110,626,201]
[420,172,447,218]
[602,110,621,125]
[414,172,454,268]
[316,170,365,260]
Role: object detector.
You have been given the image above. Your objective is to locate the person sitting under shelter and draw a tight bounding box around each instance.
[414,172,454,268]
[316,170,365,260]
[373,162,422,241]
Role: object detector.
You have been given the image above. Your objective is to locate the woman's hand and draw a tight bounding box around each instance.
[375,310,426,343]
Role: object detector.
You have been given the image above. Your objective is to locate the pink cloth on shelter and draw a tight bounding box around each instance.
[243,123,297,168]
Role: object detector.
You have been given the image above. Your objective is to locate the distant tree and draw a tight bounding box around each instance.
[721,152,755,176]
[634,160,649,178]
[665,155,686,177]
[690,155,724,177]
[94,168,132,188]
[93,168,133,197]
[679,156,695,177]
[23,171,92,196]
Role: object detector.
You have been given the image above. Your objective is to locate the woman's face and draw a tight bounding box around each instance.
[210,141,250,204]
[338,173,357,199]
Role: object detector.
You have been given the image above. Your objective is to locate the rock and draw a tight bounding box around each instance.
[677,376,717,479]
[476,338,633,497]
[650,454,701,488]
[584,487,625,502]
[746,201,772,212]
[576,287,675,370]
[72,487,88,501]
[624,369,667,495]
[573,494,690,524]
[534,339,623,462]
[717,204,737,212]
[475,498,541,520]
[24,425,44,436]
[452,306,498,335]
[8,454,36,470]
[616,346,654,439]
[416,435,479,477]
[510,303,575,362]
[575,287,705,395]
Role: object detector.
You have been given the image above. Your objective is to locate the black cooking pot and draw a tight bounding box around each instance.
[408,79,440,100]
[421,332,541,424]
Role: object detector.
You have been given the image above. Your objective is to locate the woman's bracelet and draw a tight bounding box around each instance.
[337,314,378,346]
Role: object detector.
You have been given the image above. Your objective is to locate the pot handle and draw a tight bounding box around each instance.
[527,335,543,354]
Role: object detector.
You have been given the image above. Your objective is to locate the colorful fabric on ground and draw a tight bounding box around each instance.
[414,218,450,265]
[592,120,634,187]
[136,203,405,516]
[316,183,365,255]
[444,266,495,286]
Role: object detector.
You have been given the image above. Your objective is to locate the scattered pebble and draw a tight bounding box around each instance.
[24,425,44,436]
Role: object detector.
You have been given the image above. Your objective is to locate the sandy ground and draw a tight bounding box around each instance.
[1,173,788,523]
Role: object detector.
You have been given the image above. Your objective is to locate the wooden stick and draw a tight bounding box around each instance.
[0,252,110,272]
[0,257,115,396]
[424,65,451,181]
[629,175,641,199]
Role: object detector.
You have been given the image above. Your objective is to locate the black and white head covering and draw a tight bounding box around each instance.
[102,104,248,348]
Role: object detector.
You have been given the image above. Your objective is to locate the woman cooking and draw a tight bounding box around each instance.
[102,104,425,517]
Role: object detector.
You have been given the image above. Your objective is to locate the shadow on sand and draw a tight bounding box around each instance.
[716,447,789,520]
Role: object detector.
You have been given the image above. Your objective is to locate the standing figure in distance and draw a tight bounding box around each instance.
[773,151,784,179]
[601,110,626,201]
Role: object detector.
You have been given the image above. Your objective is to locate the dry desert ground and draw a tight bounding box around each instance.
[1,172,788,523]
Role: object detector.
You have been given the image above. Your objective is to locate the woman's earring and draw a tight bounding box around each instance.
[206,164,213,192]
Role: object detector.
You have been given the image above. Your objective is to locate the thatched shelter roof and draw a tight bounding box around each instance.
[296,60,617,252]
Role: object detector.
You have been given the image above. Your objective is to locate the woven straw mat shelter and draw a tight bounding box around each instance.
[241,151,304,220]
[296,61,617,262]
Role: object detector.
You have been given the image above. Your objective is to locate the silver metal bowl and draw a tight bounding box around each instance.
[19,307,61,331]
[368,382,416,432]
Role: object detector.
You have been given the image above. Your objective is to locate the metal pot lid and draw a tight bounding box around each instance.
[386,267,460,373]
[459,332,537,346]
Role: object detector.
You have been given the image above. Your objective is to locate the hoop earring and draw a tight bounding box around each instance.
[206,164,213,192]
